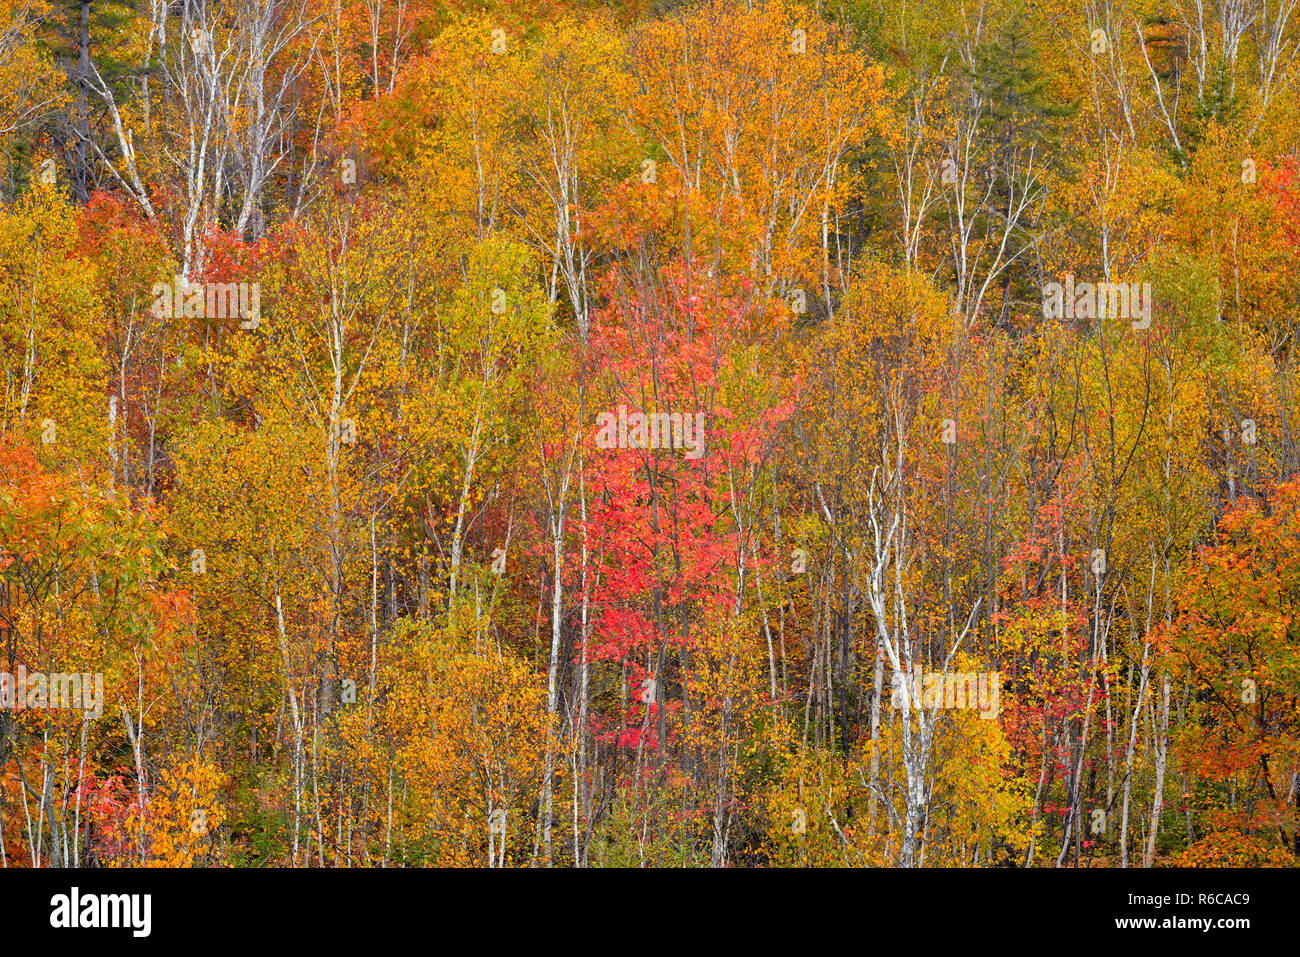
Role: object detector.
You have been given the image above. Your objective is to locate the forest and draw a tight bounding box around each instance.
[1,0,1299,869]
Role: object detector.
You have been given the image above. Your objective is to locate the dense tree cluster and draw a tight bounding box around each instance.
[2,0,1299,867]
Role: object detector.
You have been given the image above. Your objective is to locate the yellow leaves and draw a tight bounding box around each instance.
[0,189,107,466]
[1175,830,1296,868]
[622,0,889,288]
[757,729,892,867]
[0,0,63,139]
[4,0,1297,874]
[799,262,951,484]
[375,1,891,302]
[116,758,227,868]
[355,619,556,865]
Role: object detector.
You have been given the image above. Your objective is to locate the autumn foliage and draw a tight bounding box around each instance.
[1,0,1299,868]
